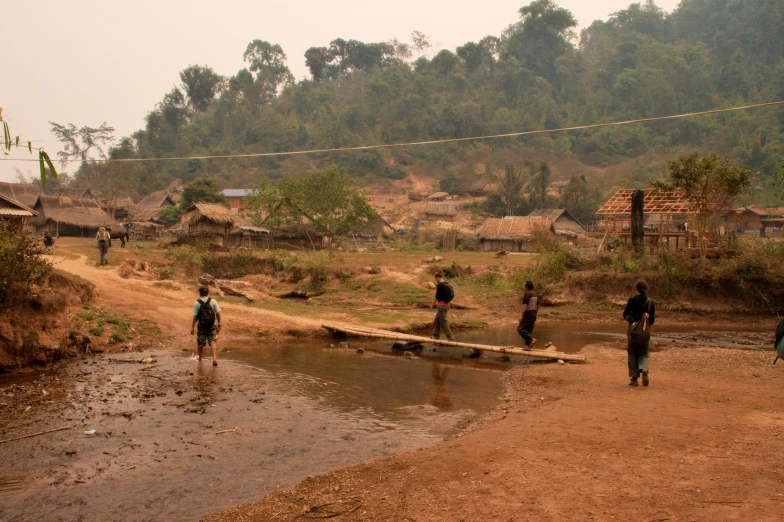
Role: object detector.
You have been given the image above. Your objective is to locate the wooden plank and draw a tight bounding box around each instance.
[322,323,586,363]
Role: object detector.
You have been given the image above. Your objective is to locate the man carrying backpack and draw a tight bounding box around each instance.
[431,271,455,341]
[191,286,222,366]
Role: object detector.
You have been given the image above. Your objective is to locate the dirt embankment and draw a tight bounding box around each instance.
[208,346,784,522]
[0,270,94,372]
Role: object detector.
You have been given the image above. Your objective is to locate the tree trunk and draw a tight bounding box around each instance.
[631,190,645,255]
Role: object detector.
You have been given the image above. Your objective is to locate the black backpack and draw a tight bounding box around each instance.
[196,298,216,330]
[442,283,455,303]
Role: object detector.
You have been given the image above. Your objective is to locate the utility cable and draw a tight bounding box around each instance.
[2,100,783,164]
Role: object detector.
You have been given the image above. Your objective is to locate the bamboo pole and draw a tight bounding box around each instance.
[322,323,586,363]
[0,426,73,445]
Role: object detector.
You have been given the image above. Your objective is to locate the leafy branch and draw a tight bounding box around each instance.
[0,107,58,188]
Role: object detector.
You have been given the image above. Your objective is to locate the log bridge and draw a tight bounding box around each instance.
[322,323,586,364]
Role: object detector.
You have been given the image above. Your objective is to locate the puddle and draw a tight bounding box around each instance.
[224,343,504,440]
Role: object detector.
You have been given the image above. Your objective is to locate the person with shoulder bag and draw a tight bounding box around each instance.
[96,227,112,265]
[623,280,655,387]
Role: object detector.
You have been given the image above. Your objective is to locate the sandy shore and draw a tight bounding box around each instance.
[206,345,784,522]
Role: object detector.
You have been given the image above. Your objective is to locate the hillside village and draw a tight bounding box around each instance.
[4,173,784,257]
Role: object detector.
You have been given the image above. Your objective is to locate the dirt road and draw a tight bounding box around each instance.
[49,255,326,339]
[208,346,784,522]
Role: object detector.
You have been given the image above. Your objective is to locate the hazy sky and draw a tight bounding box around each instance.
[1,0,680,183]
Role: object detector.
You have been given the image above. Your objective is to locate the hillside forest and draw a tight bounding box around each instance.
[45,0,784,224]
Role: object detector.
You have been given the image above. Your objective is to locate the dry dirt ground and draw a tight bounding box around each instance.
[5,244,782,521]
[47,254,326,340]
[208,346,784,522]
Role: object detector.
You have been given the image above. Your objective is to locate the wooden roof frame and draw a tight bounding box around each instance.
[596,189,695,216]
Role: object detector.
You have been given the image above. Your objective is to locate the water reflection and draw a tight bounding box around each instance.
[222,343,504,439]
[429,363,452,411]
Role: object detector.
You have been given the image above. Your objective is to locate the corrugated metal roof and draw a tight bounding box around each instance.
[221,189,251,198]
[0,208,35,217]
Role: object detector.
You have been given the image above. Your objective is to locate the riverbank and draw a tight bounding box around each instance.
[207,345,784,522]
[3,240,782,521]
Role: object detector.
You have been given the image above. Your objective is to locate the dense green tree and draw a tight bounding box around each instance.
[654,153,755,259]
[179,65,224,113]
[65,0,784,211]
[179,175,229,210]
[277,166,377,243]
[243,40,294,99]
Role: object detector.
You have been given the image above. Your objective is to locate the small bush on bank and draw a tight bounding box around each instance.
[152,266,177,280]
[0,222,51,309]
[201,251,275,279]
[307,258,329,293]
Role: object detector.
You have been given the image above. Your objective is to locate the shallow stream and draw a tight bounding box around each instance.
[0,321,773,521]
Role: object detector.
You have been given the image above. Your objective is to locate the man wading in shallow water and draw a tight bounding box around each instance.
[191,286,222,366]
[518,281,538,349]
[624,280,655,387]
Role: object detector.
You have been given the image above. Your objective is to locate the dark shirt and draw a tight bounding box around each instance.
[775,319,784,349]
[623,294,655,325]
[435,282,451,304]
[522,291,538,322]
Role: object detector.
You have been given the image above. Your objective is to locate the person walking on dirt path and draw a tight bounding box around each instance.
[518,281,538,349]
[624,280,655,387]
[431,272,455,341]
[774,318,784,364]
[96,227,112,265]
[191,286,222,366]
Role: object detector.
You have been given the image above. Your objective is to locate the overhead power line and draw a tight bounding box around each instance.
[2,100,783,165]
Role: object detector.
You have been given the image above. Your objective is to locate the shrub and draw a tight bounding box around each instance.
[201,251,274,279]
[152,266,177,280]
[89,326,103,337]
[307,259,329,293]
[108,332,127,345]
[0,222,51,309]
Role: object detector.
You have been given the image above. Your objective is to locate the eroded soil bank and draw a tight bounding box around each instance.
[208,345,784,522]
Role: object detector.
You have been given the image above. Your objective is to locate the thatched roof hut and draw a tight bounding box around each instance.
[475,216,554,253]
[174,202,236,237]
[425,201,458,221]
[50,187,98,200]
[129,194,177,222]
[101,197,135,220]
[0,182,42,208]
[527,209,585,237]
[0,193,37,228]
[30,195,120,236]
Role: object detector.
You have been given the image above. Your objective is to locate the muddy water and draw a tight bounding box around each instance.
[0,344,503,522]
[439,322,773,355]
[0,322,773,521]
[224,342,505,442]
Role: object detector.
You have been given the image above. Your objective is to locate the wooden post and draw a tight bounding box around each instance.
[631,190,645,255]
